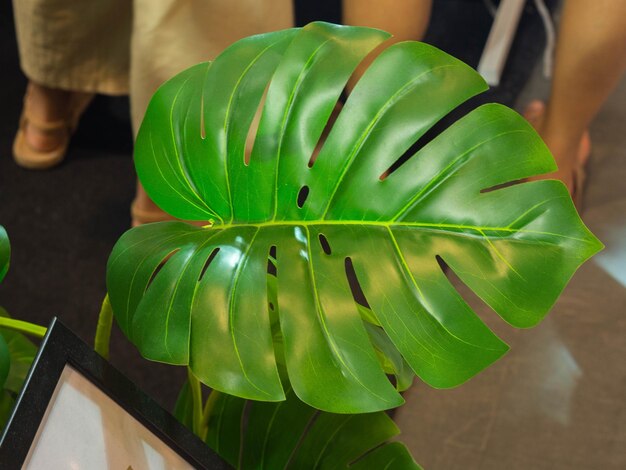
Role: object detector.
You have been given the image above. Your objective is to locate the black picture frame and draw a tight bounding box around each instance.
[0,317,228,469]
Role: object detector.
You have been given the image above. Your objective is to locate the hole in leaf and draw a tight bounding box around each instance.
[198,247,220,282]
[267,245,277,276]
[378,127,438,181]
[267,260,277,276]
[479,177,525,194]
[244,81,270,166]
[387,375,399,391]
[344,257,370,308]
[346,36,398,93]
[378,102,474,180]
[146,249,180,290]
[297,186,309,208]
[307,99,343,168]
[318,233,332,255]
[435,254,448,272]
[435,254,507,330]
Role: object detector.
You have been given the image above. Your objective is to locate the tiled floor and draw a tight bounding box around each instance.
[395,58,626,470]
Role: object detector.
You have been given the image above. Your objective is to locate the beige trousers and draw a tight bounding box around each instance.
[13,0,294,131]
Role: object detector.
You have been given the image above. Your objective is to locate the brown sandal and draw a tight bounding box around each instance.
[12,87,93,170]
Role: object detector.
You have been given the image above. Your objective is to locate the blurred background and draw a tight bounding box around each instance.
[0,1,624,468]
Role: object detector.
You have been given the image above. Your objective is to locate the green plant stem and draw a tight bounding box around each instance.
[0,317,46,339]
[94,294,113,360]
[188,368,204,438]
[201,389,221,441]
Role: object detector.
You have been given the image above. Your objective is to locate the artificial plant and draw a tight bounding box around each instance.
[0,19,602,469]
[107,21,600,419]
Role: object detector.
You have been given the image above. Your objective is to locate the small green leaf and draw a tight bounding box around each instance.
[0,226,9,283]
[0,308,38,393]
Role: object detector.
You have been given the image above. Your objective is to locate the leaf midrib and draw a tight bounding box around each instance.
[203,220,592,244]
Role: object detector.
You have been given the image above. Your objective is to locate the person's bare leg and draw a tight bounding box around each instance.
[537,0,626,191]
[343,0,432,90]
[343,0,431,40]
[131,182,177,226]
[23,82,73,151]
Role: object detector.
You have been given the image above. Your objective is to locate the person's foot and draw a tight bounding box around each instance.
[24,84,72,152]
[523,100,591,205]
[131,182,186,227]
[131,189,176,227]
[131,182,213,227]
[13,82,93,169]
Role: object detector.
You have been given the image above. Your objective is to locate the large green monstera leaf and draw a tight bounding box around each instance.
[107,22,602,413]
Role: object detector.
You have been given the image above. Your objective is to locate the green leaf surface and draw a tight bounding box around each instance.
[0,308,38,393]
[0,390,15,432]
[0,334,8,390]
[205,390,247,466]
[350,442,422,469]
[173,380,194,431]
[0,226,9,283]
[108,22,603,413]
[205,388,420,469]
